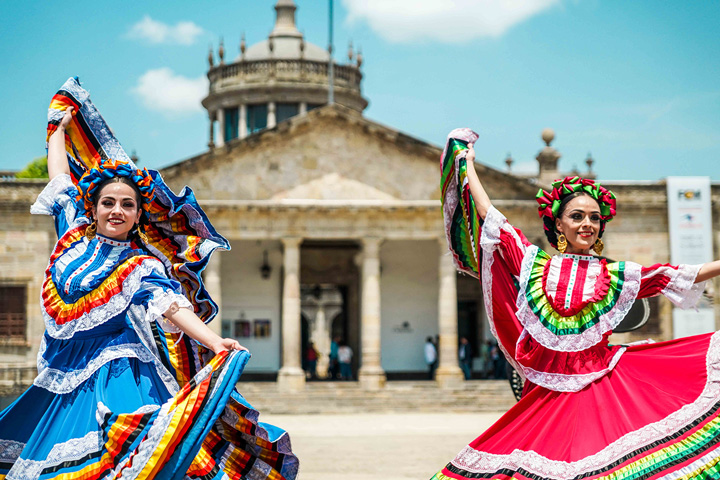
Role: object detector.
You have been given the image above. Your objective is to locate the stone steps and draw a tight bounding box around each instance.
[236,380,517,414]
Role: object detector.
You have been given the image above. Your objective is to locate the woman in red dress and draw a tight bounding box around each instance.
[433,128,720,480]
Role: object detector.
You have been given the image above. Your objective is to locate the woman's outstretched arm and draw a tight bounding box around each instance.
[464,143,492,220]
[164,304,246,355]
[696,260,720,283]
[47,107,73,180]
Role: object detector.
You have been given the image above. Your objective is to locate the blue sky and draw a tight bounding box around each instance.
[1,0,718,181]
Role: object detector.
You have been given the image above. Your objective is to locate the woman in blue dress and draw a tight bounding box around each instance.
[0,78,298,480]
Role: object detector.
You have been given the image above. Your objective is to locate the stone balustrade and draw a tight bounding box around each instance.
[209,59,362,92]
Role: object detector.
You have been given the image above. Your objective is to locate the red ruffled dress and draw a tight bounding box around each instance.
[433,206,720,480]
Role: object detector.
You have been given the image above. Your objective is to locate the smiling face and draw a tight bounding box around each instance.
[91,182,142,241]
[555,194,602,255]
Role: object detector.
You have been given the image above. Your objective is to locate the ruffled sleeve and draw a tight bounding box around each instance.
[637,263,705,309]
[30,174,85,238]
[134,272,193,334]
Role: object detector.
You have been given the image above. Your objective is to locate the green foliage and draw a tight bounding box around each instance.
[15,156,48,179]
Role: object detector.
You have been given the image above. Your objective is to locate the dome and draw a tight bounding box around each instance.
[243,37,329,63]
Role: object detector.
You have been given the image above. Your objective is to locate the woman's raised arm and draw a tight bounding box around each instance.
[464,143,492,220]
[47,107,73,180]
[696,260,720,283]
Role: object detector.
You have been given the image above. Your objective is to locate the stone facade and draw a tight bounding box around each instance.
[1,0,719,394]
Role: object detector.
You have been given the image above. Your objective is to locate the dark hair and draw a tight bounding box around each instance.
[542,191,604,247]
[92,176,144,207]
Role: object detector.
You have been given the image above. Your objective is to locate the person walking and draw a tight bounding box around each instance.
[338,342,353,380]
[424,336,438,380]
[458,337,473,380]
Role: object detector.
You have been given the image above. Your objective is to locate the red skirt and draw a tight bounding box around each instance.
[433,332,720,480]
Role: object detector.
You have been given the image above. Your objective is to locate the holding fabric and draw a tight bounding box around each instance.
[433,127,720,480]
[0,78,298,480]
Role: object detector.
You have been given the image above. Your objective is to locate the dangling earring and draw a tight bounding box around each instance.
[556,234,567,254]
[137,224,150,244]
[593,238,604,256]
[86,220,97,240]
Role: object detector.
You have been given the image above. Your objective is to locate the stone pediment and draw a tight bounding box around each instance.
[271,173,398,201]
[161,104,540,203]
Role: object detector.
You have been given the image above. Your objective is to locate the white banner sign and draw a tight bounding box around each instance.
[667,176,714,337]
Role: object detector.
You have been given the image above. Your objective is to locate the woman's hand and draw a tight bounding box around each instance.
[48,107,74,179]
[58,106,74,130]
[466,142,476,163]
[209,337,247,355]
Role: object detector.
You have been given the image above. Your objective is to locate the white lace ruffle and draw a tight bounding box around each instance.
[146,288,192,334]
[5,431,103,480]
[29,174,75,216]
[0,439,25,463]
[34,343,159,394]
[519,340,626,392]
[514,247,643,352]
[479,205,506,252]
[44,259,166,339]
[451,331,720,478]
[480,208,526,380]
[661,263,705,310]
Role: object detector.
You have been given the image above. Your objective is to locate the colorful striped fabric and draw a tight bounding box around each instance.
[47,77,230,387]
[440,128,482,278]
[47,77,229,325]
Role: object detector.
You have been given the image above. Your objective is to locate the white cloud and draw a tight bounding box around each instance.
[132,68,208,117]
[126,15,204,45]
[343,0,560,43]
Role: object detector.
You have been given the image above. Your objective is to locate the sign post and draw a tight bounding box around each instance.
[667,177,714,337]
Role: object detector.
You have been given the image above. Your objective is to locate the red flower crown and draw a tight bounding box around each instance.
[535,176,617,247]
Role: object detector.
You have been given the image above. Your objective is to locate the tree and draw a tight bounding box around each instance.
[15,156,48,179]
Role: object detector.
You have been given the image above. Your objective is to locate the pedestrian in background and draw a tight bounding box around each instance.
[425,336,437,380]
[338,342,353,380]
[458,337,473,380]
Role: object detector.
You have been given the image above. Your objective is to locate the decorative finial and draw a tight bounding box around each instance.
[505,152,513,172]
[131,150,139,165]
[348,40,354,62]
[356,47,363,68]
[586,152,594,173]
[271,0,302,39]
[300,34,305,56]
[240,33,246,55]
[541,128,555,146]
[207,43,214,67]
[218,37,225,64]
[268,35,274,53]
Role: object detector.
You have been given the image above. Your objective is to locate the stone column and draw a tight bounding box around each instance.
[278,237,305,391]
[268,102,277,129]
[358,237,386,390]
[435,238,464,388]
[216,109,225,147]
[205,253,223,336]
[208,111,216,149]
[299,102,307,115]
[239,104,247,139]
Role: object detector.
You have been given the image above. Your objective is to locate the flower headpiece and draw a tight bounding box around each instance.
[535,176,617,247]
[76,158,155,213]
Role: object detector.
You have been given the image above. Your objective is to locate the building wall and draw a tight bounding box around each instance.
[217,241,283,373]
[380,240,439,372]
[0,181,54,364]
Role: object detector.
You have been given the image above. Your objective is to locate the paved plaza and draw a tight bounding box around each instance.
[263,412,505,480]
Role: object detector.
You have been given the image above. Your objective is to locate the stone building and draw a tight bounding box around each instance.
[1,0,719,395]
